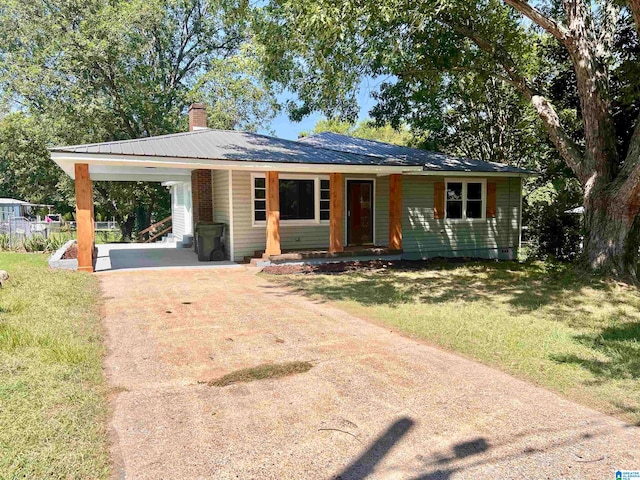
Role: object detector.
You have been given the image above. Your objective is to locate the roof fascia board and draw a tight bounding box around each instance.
[51,152,422,176]
[405,170,535,178]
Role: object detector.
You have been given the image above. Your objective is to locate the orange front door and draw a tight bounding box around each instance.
[347,180,373,245]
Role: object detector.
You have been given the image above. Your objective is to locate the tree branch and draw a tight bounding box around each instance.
[502,0,571,43]
[448,23,586,181]
[611,117,640,217]
[596,2,620,59]
[629,0,640,37]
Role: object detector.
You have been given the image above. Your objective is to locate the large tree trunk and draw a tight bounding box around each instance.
[120,214,135,241]
[583,195,640,280]
[497,0,640,280]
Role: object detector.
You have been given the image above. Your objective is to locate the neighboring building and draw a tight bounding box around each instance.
[0,198,41,221]
[49,103,533,272]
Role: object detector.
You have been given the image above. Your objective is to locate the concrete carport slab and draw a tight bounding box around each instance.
[95,243,241,272]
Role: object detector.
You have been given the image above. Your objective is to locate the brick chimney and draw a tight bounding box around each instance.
[188,103,207,131]
[188,103,213,226]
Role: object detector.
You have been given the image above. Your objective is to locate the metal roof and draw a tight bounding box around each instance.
[0,198,30,205]
[50,128,533,174]
[50,129,420,167]
[298,132,532,174]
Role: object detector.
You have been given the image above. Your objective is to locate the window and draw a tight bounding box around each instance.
[446,182,463,219]
[252,175,330,225]
[253,177,266,222]
[320,179,330,221]
[445,179,486,220]
[279,179,315,220]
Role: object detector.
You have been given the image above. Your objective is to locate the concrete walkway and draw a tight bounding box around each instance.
[95,243,239,272]
[100,268,639,479]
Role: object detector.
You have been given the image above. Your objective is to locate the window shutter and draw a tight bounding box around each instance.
[486,182,497,218]
[434,181,445,219]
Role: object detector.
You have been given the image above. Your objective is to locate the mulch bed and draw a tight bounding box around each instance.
[61,243,78,260]
[261,257,487,275]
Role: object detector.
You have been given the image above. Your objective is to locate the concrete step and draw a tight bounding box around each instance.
[249,257,270,267]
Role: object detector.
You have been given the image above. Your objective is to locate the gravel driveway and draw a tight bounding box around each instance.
[100,268,639,479]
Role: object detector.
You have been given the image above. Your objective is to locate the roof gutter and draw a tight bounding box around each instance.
[405,170,536,178]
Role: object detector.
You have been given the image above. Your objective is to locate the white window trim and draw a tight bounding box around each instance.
[251,173,330,227]
[444,178,487,222]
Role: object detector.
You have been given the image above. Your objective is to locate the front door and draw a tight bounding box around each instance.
[347,180,374,245]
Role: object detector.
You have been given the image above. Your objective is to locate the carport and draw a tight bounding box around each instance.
[49,104,217,272]
[50,160,194,272]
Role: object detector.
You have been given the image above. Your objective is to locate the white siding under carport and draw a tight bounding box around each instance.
[170,182,193,243]
[212,170,232,259]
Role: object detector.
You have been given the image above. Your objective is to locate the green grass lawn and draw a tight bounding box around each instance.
[0,253,109,478]
[265,260,640,425]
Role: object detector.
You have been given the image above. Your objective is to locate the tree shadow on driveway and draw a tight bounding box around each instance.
[333,416,630,479]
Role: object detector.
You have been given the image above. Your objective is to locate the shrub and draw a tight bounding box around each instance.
[95,231,124,244]
[46,232,75,251]
[22,235,48,252]
[523,178,583,262]
[0,234,9,251]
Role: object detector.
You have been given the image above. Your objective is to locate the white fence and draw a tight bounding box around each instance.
[65,221,119,231]
[0,217,53,248]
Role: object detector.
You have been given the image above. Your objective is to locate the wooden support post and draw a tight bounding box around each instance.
[265,171,281,257]
[389,174,403,250]
[329,173,344,253]
[74,164,95,272]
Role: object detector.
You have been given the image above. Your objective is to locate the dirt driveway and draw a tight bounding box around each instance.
[100,268,639,479]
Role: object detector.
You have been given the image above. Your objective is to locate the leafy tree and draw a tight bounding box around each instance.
[0,113,75,214]
[0,0,276,238]
[255,0,640,279]
[299,118,417,145]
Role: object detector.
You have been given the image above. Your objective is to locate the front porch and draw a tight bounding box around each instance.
[260,171,403,259]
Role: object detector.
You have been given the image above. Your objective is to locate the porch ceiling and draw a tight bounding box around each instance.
[56,161,192,182]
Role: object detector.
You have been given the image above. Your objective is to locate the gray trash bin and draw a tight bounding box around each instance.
[194,222,225,261]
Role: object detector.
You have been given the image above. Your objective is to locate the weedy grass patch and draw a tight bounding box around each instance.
[208,361,313,387]
[0,252,109,478]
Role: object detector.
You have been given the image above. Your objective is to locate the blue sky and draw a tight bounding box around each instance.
[265,77,386,140]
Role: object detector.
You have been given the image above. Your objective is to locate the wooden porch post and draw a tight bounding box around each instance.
[389,174,403,250]
[329,173,344,253]
[74,164,95,272]
[265,171,281,257]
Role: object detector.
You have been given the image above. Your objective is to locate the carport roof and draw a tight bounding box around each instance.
[50,128,533,175]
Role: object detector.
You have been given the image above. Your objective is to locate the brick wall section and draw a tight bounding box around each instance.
[191,170,213,224]
[189,103,207,131]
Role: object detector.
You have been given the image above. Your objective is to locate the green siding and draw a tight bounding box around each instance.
[402,176,521,260]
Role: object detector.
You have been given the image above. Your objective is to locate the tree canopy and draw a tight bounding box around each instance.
[0,0,278,237]
[299,118,417,146]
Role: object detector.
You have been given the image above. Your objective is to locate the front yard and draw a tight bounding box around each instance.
[265,260,640,425]
[0,253,109,478]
